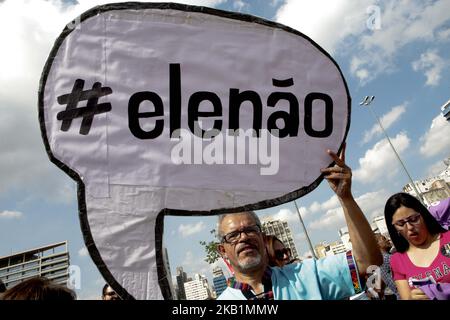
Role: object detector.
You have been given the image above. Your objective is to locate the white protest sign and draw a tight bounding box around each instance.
[39,3,350,299]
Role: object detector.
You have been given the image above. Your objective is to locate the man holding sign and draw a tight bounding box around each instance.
[39,3,365,299]
[217,146,382,300]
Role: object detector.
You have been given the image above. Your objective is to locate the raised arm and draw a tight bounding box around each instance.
[320,144,382,277]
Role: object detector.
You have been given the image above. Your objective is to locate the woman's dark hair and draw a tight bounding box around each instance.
[0,279,6,293]
[265,235,285,267]
[384,192,445,253]
[102,283,108,297]
[0,277,76,300]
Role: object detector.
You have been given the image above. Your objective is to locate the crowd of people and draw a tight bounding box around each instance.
[1,146,449,300]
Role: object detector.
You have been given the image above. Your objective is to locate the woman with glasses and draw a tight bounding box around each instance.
[384,192,449,300]
[265,235,297,267]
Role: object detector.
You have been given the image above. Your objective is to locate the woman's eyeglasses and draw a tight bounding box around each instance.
[392,213,421,229]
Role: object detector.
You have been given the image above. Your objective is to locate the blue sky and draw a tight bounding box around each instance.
[0,0,449,299]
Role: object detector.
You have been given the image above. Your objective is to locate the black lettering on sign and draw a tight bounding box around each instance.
[304,92,333,138]
[128,91,164,139]
[56,79,112,135]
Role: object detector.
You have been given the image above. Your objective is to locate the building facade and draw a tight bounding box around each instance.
[175,266,188,300]
[262,218,299,260]
[162,247,176,299]
[403,157,450,205]
[0,241,70,290]
[184,274,211,300]
[212,266,227,297]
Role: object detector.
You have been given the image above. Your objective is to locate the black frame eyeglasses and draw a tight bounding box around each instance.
[392,213,421,229]
[221,225,262,244]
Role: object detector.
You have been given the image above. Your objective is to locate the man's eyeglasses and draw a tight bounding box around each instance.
[392,213,421,229]
[221,225,262,244]
[274,248,291,260]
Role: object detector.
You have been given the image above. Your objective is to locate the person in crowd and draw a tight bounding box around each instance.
[102,284,121,300]
[0,277,76,300]
[216,146,382,300]
[0,279,6,293]
[384,192,450,300]
[265,235,295,267]
[373,233,399,300]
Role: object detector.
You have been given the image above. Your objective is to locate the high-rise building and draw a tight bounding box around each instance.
[175,266,188,300]
[372,216,388,236]
[403,157,450,205]
[184,274,211,300]
[0,241,70,290]
[162,247,176,299]
[262,218,299,260]
[212,266,227,297]
[315,240,347,258]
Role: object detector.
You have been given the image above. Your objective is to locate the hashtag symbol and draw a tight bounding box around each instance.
[56,79,113,135]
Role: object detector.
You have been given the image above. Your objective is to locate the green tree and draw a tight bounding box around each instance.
[199,229,221,264]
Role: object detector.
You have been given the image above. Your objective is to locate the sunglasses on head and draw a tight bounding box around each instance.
[274,248,291,260]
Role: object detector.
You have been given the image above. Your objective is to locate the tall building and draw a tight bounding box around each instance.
[262,218,299,260]
[175,266,188,300]
[403,157,450,205]
[441,98,450,122]
[372,215,388,236]
[0,241,70,290]
[212,266,227,297]
[315,240,347,258]
[184,274,211,300]
[162,247,176,299]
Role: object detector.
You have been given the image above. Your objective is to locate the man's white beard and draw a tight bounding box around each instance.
[238,253,262,271]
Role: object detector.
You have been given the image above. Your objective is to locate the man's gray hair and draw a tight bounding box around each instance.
[216,211,262,240]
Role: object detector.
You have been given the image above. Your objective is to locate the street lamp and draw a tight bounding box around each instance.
[359,96,425,204]
[293,200,318,259]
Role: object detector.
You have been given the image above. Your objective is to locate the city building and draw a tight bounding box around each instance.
[212,266,227,297]
[162,247,176,299]
[403,157,450,205]
[0,241,70,290]
[315,240,348,258]
[372,215,389,236]
[339,217,385,251]
[441,98,450,122]
[175,266,188,300]
[184,273,211,300]
[261,217,299,260]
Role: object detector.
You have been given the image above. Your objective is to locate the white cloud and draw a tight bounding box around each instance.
[412,49,448,86]
[362,103,407,144]
[309,207,344,230]
[438,27,450,41]
[308,189,389,230]
[295,233,306,242]
[425,159,447,178]
[275,0,370,54]
[233,0,248,12]
[276,1,450,84]
[78,247,89,257]
[419,114,450,158]
[0,210,23,219]
[263,208,298,223]
[178,221,206,237]
[0,0,225,201]
[303,196,340,217]
[354,132,410,183]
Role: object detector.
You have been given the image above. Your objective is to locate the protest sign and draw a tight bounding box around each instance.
[39,3,350,299]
